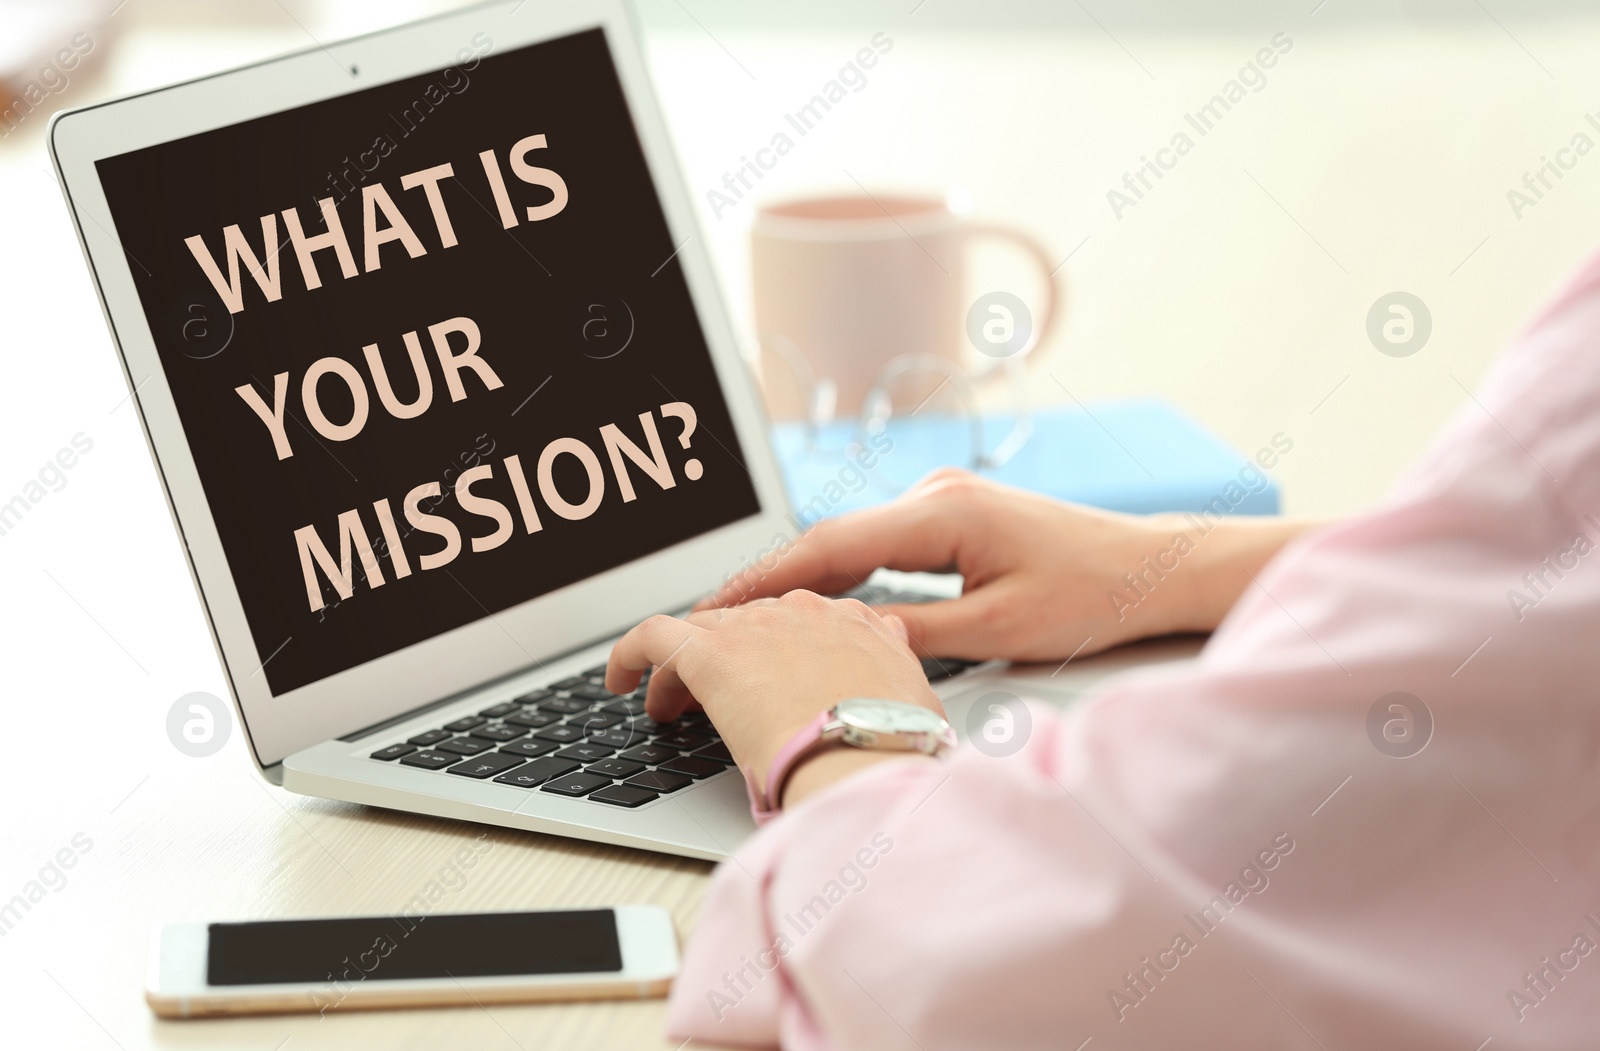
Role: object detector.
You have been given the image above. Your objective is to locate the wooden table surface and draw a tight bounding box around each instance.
[5,2,1600,1047]
[0,634,1168,1051]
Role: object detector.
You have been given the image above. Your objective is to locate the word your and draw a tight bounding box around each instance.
[236,315,499,460]
[0,32,94,139]
[1108,832,1294,1021]
[707,832,893,1020]
[294,402,703,613]
[1107,32,1293,220]
[313,832,492,1015]
[718,430,894,605]
[321,33,493,207]
[706,33,894,221]
[1505,911,1600,1022]
[187,131,568,315]
[1507,515,1598,621]
[0,432,95,539]
[0,833,94,937]
[1506,113,1600,219]
[1108,432,1291,621]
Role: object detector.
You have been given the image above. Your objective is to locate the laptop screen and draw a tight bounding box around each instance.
[94,27,760,696]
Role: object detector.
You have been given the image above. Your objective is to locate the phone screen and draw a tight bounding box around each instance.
[207,909,622,986]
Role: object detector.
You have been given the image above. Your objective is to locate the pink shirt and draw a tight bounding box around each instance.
[667,250,1600,1050]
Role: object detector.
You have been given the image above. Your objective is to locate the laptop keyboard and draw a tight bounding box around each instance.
[367,584,979,809]
[368,663,724,809]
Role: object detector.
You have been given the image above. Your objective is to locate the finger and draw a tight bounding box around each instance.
[686,599,776,622]
[605,615,698,695]
[693,593,780,614]
[705,499,965,608]
[880,589,1005,661]
[628,606,751,718]
[643,661,696,723]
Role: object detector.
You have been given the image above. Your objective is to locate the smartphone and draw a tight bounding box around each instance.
[145,905,678,1018]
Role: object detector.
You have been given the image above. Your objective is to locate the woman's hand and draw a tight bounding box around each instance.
[604,591,943,800]
[699,468,1321,664]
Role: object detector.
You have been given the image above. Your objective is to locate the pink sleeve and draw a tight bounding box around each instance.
[667,249,1600,1050]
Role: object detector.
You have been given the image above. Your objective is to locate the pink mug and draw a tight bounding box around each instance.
[751,193,1062,422]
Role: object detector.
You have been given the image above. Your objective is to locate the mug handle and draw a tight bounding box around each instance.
[960,221,1065,374]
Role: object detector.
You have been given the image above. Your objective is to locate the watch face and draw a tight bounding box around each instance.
[836,698,947,735]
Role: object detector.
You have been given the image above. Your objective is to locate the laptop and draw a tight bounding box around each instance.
[48,0,1000,861]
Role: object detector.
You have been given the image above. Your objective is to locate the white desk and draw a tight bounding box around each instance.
[4,3,1599,1047]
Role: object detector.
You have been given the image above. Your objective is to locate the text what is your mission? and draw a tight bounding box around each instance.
[176,132,710,616]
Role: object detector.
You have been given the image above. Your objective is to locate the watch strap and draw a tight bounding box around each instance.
[747,709,834,826]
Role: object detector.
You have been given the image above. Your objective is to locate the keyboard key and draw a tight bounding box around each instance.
[370,743,417,761]
[586,758,645,780]
[407,729,451,746]
[624,769,694,794]
[505,709,559,729]
[556,742,616,763]
[538,696,589,715]
[479,702,520,718]
[541,772,612,797]
[629,716,676,734]
[443,715,487,732]
[679,711,711,727]
[589,784,659,808]
[590,726,652,749]
[400,749,456,770]
[552,676,586,691]
[569,683,615,701]
[659,756,727,780]
[500,739,559,759]
[691,741,734,764]
[583,663,610,676]
[601,697,647,716]
[437,736,494,755]
[468,723,525,742]
[654,731,712,752]
[493,757,580,788]
[569,711,622,733]
[532,724,586,744]
[619,744,679,765]
[517,688,554,704]
[447,753,525,779]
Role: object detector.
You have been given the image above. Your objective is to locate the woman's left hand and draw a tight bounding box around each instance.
[604,590,944,800]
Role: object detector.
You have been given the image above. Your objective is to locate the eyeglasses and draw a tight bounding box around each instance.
[754,333,1035,499]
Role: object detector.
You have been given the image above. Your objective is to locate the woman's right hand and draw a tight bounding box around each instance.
[698,468,1320,664]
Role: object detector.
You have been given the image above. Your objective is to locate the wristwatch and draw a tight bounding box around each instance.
[749,699,957,824]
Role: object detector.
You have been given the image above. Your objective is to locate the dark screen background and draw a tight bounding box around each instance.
[96,29,759,695]
[207,909,622,985]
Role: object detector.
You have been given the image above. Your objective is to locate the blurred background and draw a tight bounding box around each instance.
[4,3,1600,1045]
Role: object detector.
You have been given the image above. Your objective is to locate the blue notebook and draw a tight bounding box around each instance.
[770,399,1282,527]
